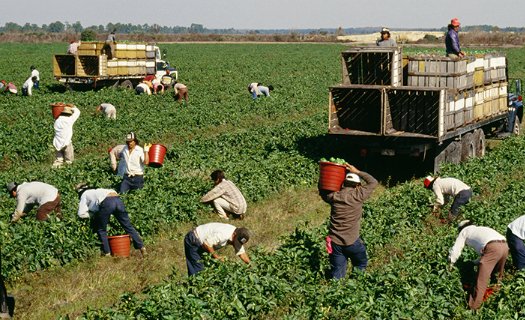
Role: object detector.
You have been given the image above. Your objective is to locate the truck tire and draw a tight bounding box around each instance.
[474,128,486,157]
[461,133,475,162]
[120,80,134,89]
[513,115,521,136]
[433,140,462,172]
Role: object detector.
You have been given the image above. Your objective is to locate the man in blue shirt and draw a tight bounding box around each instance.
[445,18,465,59]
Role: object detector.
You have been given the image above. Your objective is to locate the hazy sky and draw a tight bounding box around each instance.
[4,0,525,30]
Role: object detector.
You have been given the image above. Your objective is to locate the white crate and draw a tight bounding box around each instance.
[137,44,146,50]
[499,84,508,96]
[128,60,137,67]
[137,60,146,66]
[107,61,118,67]
[127,44,137,50]
[475,88,485,104]
[145,61,155,67]
[116,43,127,50]
[455,94,465,111]
[146,45,155,51]
[117,60,128,67]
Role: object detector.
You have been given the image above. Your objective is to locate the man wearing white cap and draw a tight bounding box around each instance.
[448,220,508,310]
[319,164,378,279]
[424,175,472,222]
[376,27,397,47]
[119,132,151,194]
[53,104,80,168]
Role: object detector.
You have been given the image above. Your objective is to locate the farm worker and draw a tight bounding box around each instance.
[67,40,81,55]
[424,176,472,222]
[30,66,40,89]
[94,103,116,119]
[160,70,174,90]
[22,76,37,96]
[119,132,151,194]
[142,75,155,82]
[7,181,62,223]
[173,82,189,101]
[248,82,261,99]
[108,145,126,175]
[445,18,465,59]
[506,215,525,271]
[76,183,147,256]
[200,170,247,220]
[3,82,17,94]
[257,85,274,97]
[152,79,164,94]
[184,222,250,276]
[318,164,378,279]
[448,220,508,310]
[102,31,116,59]
[376,27,397,47]
[53,104,80,168]
[136,82,151,95]
[0,81,4,90]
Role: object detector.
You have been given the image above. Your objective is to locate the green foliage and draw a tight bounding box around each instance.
[80,29,97,41]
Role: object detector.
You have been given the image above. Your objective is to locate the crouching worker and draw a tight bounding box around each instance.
[200,170,247,220]
[184,222,250,276]
[7,181,62,223]
[76,183,146,256]
[424,176,472,222]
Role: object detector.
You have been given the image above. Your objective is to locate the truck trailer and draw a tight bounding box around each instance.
[53,42,177,90]
[329,47,522,172]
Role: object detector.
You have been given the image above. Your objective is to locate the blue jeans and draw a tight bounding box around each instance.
[184,230,206,276]
[507,228,525,270]
[33,81,39,89]
[330,237,367,279]
[120,175,144,194]
[450,189,472,216]
[95,196,144,254]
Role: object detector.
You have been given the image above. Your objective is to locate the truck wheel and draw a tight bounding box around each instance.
[513,115,521,136]
[120,80,134,89]
[445,141,462,165]
[474,129,486,157]
[461,133,475,162]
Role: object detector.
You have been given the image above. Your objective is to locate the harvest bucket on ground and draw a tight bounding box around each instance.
[108,234,130,257]
[149,143,167,167]
[50,103,66,119]
[319,161,347,192]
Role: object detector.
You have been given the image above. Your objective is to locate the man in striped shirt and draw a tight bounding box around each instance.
[200,170,246,220]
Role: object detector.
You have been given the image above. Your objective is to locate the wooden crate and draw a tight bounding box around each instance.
[127,44,137,59]
[146,50,156,59]
[497,66,506,81]
[499,82,508,96]
[499,94,508,112]
[484,98,493,117]
[464,90,475,124]
[474,101,484,120]
[341,47,403,86]
[115,44,127,58]
[474,67,484,86]
[146,67,155,74]
[78,49,96,55]
[79,43,96,50]
[407,54,471,90]
[137,44,146,59]
[107,67,118,76]
[483,68,492,84]
[53,54,76,77]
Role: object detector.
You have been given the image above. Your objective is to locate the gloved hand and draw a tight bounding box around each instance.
[144,143,152,152]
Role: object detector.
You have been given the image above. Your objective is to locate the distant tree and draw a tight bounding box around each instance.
[48,21,65,33]
[490,26,500,32]
[81,29,97,41]
[4,22,22,32]
[42,24,48,31]
[98,25,105,32]
[22,23,33,32]
[106,23,115,33]
[151,24,161,34]
[72,21,83,33]
[190,23,204,33]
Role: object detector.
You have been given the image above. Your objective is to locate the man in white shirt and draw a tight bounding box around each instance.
[424,176,472,222]
[53,104,80,168]
[76,183,146,256]
[184,222,251,276]
[119,132,151,194]
[30,66,39,89]
[108,145,126,175]
[22,76,37,96]
[448,220,508,310]
[136,82,151,95]
[7,181,62,222]
[94,103,116,119]
[507,215,525,271]
[67,40,80,55]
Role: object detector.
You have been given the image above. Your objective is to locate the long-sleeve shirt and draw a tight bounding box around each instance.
[320,172,378,246]
[77,189,116,219]
[248,83,259,95]
[14,182,59,216]
[109,144,126,174]
[377,38,398,47]
[508,215,525,240]
[258,86,271,96]
[67,42,80,54]
[22,78,33,95]
[121,145,145,176]
[448,225,506,266]
[431,177,470,207]
[31,69,40,81]
[200,179,247,215]
[136,83,151,95]
[445,29,461,54]
[195,223,245,255]
[53,107,80,151]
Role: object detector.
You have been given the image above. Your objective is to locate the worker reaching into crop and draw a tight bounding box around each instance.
[119,132,151,194]
[173,81,189,101]
[506,215,525,271]
[21,76,37,96]
[76,183,147,257]
[2,81,17,95]
[136,81,151,95]
[67,40,80,55]
[53,104,80,168]
[424,175,472,222]
[448,220,508,310]
[108,145,126,175]
[7,181,63,223]
[102,31,116,59]
[376,27,397,47]
[445,18,465,59]
[200,170,247,220]
[248,82,261,99]
[319,164,378,279]
[184,222,250,276]
[30,66,39,89]
[94,103,116,119]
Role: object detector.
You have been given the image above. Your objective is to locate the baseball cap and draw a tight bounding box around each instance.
[424,176,436,188]
[345,173,362,183]
[7,182,17,193]
[71,40,75,43]
[75,182,89,193]
[233,227,250,250]
[381,27,390,34]
[125,132,137,142]
[451,18,460,27]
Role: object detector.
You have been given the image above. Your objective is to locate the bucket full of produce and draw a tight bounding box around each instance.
[50,103,66,119]
[148,143,167,168]
[319,157,348,192]
[108,234,130,257]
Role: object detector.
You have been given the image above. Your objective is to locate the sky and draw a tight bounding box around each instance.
[3,0,525,30]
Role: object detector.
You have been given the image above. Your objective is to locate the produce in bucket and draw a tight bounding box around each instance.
[319,157,348,165]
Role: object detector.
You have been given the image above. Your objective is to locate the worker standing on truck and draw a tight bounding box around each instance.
[94,103,116,119]
[102,31,116,59]
[200,170,247,220]
[445,18,465,59]
[53,104,80,168]
[448,220,507,310]
[119,132,151,194]
[7,181,63,223]
[424,176,472,222]
[108,145,126,175]
[319,165,378,279]
[376,27,397,47]
[22,76,37,96]
[30,66,39,89]
[173,82,189,101]
[67,40,80,54]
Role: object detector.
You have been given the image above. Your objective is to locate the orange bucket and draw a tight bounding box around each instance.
[50,103,66,119]
[319,161,347,192]
[149,143,167,167]
[108,234,130,257]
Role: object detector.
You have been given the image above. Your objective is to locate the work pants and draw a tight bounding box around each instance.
[176,87,188,101]
[213,197,233,219]
[184,230,206,276]
[53,142,74,167]
[102,40,115,58]
[507,228,525,271]
[36,195,62,221]
[330,237,368,279]
[450,189,472,217]
[120,174,144,194]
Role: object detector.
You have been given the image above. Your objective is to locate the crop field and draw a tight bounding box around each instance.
[0,43,525,319]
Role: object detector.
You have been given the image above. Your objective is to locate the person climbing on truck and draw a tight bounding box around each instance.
[424,175,472,222]
[445,18,465,59]
[67,40,80,55]
[102,31,116,59]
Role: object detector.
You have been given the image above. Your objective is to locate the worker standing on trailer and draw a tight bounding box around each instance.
[448,220,507,310]
[102,31,116,59]
[319,164,378,279]
[7,181,63,223]
[67,40,80,54]
[53,104,80,168]
[424,175,472,222]
[376,27,397,47]
[119,132,151,194]
[445,18,465,59]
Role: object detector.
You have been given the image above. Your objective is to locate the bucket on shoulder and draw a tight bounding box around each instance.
[319,161,347,192]
[50,103,66,119]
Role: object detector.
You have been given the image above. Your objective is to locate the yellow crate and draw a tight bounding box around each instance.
[484,99,492,117]
[474,68,484,86]
[499,94,508,112]
[107,67,118,76]
[115,50,127,59]
[474,102,484,120]
[117,66,128,75]
[137,51,146,59]
[127,50,137,59]
[127,66,138,75]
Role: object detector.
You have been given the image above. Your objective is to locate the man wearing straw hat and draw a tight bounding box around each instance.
[76,183,146,256]
[53,104,80,168]
[119,132,151,194]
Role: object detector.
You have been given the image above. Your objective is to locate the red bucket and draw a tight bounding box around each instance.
[108,234,130,257]
[149,143,167,167]
[50,103,66,119]
[319,161,347,192]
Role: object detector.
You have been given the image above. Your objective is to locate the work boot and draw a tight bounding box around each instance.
[140,246,148,257]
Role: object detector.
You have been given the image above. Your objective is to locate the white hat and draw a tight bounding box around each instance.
[458,220,471,228]
[345,173,362,183]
